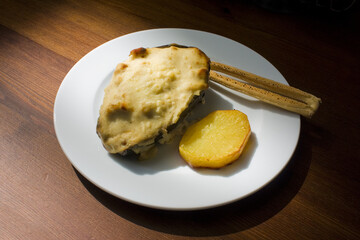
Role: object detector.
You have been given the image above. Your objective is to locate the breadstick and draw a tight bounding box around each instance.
[210,61,321,113]
[209,71,318,118]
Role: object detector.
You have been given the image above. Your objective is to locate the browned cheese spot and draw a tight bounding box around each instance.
[130,47,148,58]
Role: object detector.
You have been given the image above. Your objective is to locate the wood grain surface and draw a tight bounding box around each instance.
[1,0,359,239]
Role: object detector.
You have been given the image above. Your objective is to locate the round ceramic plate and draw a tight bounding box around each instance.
[54,29,300,210]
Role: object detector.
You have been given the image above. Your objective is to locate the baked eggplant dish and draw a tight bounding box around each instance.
[97,44,210,159]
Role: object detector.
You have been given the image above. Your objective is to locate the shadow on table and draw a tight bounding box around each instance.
[75,120,318,237]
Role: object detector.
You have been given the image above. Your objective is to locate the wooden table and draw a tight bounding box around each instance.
[1,0,359,239]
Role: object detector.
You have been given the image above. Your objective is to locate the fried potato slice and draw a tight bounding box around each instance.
[179,110,251,168]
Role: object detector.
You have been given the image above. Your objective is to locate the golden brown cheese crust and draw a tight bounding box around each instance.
[97,45,210,155]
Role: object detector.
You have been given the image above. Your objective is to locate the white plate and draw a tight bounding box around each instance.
[54,29,300,210]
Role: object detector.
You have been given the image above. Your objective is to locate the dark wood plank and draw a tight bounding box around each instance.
[0,26,128,239]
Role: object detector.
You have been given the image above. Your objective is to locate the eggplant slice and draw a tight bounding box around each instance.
[97,44,210,159]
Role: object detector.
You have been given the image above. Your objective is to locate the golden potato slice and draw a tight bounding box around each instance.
[179,110,251,168]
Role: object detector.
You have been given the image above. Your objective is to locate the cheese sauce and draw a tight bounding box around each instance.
[97,45,210,155]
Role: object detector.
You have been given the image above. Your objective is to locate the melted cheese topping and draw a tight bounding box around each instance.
[97,46,210,154]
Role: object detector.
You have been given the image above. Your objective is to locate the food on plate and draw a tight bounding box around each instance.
[97,42,320,161]
[97,44,210,159]
[179,110,251,169]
